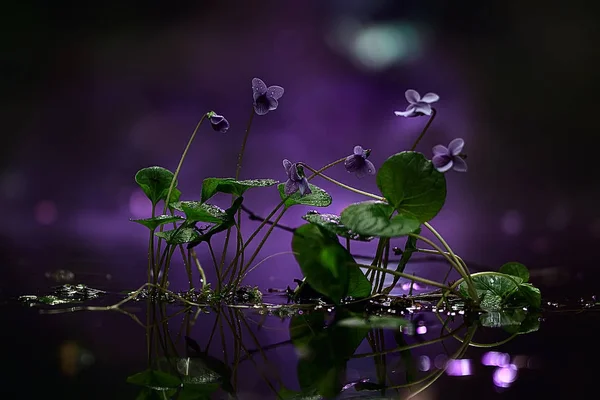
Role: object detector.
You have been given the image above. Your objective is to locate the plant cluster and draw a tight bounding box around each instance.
[131,78,541,313]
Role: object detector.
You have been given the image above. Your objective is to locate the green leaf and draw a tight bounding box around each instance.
[171,201,227,223]
[278,183,332,208]
[479,309,526,328]
[509,283,542,309]
[340,200,420,237]
[458,273,523,311]
[186,197,244,248]
[135,166,177,206]
[346,265,372,299]
[201,178,279,202]
[302,212,373,241]
[499,262,530,282]
[291,311,368,399]
[126,369,181,390]
[503,310,541,334]
[155,227,201,245]
[135,388,178,400]
[131,215,185,230]
[337,315,413,331]
[376,152,447,222]
[292,224,371,303]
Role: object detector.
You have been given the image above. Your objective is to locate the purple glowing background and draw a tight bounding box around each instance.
[1,1,599,295]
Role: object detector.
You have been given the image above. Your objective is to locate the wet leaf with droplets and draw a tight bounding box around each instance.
[302,212,373,241]
[278,183,332,208]
[131,215,185,230]
[201,177,279,202]
[340,200,420,237]
[171,201,227,223]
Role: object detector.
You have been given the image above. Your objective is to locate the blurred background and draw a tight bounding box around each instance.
[2,0,600,399]
[2,0,598,295]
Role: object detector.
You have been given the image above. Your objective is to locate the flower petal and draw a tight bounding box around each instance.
[420,92,440,103]
[252,78,268,100]
[289,163,301,181]
[267,97,279,111]
[267,85,284,100]
[448,138,465,156]
[284,180,299,196]
[432,145,448,157]
[414,103,432,116]
[345,155,361,173]
[432,155,453,173]
[405,89,420,104]
[394,105,417,117]
[362,159,376,175]
[452,156,468,172]
[283,159,292,176]
[253,97,270,115]
[299,178,312,196]
[353,145,364,156]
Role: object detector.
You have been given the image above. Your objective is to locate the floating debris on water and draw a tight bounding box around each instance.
[18,284,107,307]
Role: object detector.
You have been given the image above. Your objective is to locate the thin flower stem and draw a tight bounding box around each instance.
[409,108,437,152]
[236,208,287,286]
[301,164,384,201]
[190,250,207,290]
[356,263,457,293]
[409,234,464,277]
[221,107,256,274]
[224,157,349,285]
[163,115,207,215]
[207,242,222,290]
[423,222,477,299]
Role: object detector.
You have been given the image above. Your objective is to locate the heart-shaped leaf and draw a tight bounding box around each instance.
[135,166,177,206]
[499,262,530,282]
[278,183,332,208]
[131,215,185,230]
[376,152,446,222]
[201,178,279,202]
[340,200,420,237]
[171,201,227,223]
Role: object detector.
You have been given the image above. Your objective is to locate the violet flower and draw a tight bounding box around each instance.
[345,145,376,178]
[283,159,311,196]
[394,89,439,117]
[252,78,285,115]
[207,112,230,133]
[432,138,468,173]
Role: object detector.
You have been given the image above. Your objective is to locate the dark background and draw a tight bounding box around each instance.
[1,0,599,398]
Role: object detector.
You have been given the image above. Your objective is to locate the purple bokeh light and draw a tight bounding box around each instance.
[493,364,518,388]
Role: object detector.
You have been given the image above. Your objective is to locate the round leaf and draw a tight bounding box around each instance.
[201,178,279,202]
[278,183,332,208]
[376,152,446,222]
[340,200,420,237]
[302,212,373,241]
[131,215,184,230]
[134,166,177,206]
[499,262,530,282]
[337,316,413,331]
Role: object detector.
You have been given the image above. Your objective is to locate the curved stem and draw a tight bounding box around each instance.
[409,234,465,277]
[236,208,287,286]
[409,108,437,151]
[221,107,257,272]
[190,250,207,290]
[356,263,458,293]
[302,164,384,200]
[163,115,207,215]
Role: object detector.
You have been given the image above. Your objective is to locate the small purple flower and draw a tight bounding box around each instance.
[283,159,311,196]
[207,112,230,133]
[345,145,376,178]
[394,89,439,118]
[252,78,284,115]
[432,138,468,173]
